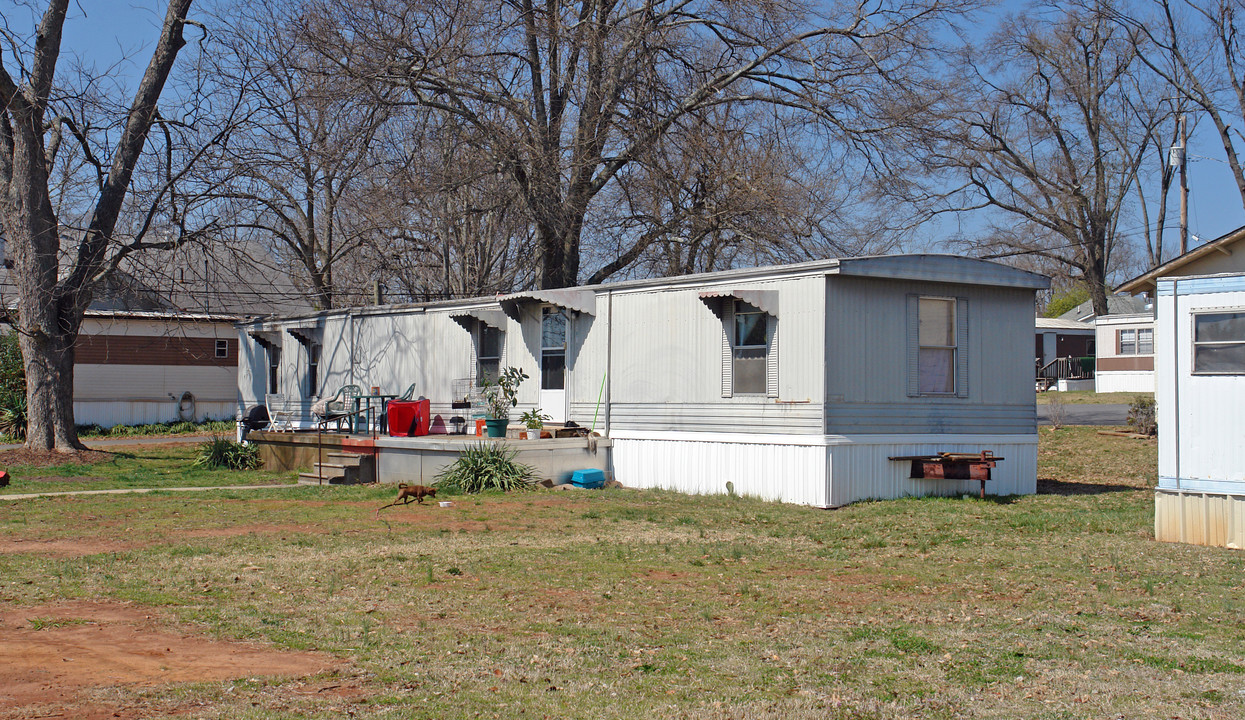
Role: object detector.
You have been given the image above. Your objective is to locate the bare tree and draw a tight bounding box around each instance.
[911,4,1162,316]
[585,104,904,282]
[367,110,537,300]
[0,0,218,451]
[1119,0,1245,214]
[206,2,398,310]
[305,0,969,289]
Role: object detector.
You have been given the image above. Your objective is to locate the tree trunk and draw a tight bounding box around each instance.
[18,325,83,451]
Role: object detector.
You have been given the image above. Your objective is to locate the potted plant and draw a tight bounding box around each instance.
[519,408,551,440]
[481,367,528,438]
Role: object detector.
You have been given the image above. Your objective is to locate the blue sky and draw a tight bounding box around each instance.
[28,1,1245,263]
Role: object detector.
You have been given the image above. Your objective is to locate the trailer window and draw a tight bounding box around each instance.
[732,300,768,394]
[1118,328,1152,355]
[918,297,956,394]
[1193,312,1245,374]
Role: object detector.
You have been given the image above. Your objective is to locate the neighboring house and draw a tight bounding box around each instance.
[239,254,1049,507]
[0,243,310,427]
[1034,317,1096,367]
[1118,224,1245,549]
[1039,294,1152,393]
[73,310,241,426]
[1094,313,1155,393]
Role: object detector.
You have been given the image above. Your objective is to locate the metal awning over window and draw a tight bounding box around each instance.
[698,289,779,316]
[286,324,323,346]
[498,289,596,320]
[247,330,281,348]
[448,308,510,333]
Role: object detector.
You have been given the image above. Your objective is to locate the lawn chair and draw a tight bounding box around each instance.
[264,393,296,432]
[322,384,362,431]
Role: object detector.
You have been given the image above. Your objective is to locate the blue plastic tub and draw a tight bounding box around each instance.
[570,469,606,489]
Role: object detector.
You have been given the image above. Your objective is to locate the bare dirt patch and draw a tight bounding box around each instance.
[0,537,134,557]
[0,600,337,720]
[0,448,112,468]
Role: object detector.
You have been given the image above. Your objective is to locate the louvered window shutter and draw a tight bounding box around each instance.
[956,297,969,398]
[906,294,920,397]
[765,314,779,398]
[469,323,479,386]
[721,302,734,398]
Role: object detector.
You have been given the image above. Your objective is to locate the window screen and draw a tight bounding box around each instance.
[1119,329,1136,355]
[307,343,320,397]
[1193,312,1245,374]
[732,301,767,394]
[918,297,956,394]
[477,325,502,385]
[541,308,566,390]
[267,345,280,394]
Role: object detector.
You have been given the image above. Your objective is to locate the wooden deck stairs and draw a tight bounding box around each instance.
[297,451,376,485]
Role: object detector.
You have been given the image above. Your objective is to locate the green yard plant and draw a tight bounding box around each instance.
[192,436,261,470]
[434,442,535,493]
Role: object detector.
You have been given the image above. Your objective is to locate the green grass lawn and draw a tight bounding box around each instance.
[0,442,296,495]
[2,428,1242,719]
[1035,390,1153,405]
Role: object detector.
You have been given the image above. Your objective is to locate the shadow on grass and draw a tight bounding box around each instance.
[1037,477,1142,495]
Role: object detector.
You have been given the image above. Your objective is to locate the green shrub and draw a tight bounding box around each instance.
[193,436,261,470]
[0,332,27,440]
[0,391,26,441]
[435,443,535,494]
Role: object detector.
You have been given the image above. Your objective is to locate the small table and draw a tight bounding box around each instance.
[353,394,397,434]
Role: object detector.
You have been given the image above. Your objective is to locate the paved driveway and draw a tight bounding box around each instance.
[1036,404,1129,426]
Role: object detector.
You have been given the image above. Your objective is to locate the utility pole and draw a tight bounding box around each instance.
[1178,114,1189,255]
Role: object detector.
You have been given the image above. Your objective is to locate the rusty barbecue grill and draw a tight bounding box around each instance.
[888,450,1003,499]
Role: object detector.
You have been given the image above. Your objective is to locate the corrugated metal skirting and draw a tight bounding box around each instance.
[612,433,1038,508]
[1155,490,1245,549]
[825,435,1038,507]
[612,436,829,507]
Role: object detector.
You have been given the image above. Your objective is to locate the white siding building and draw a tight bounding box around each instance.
[73,311,241,426]
[239,255,1049,507]
[1119,225,1245,549]
[1094,313,1156,393]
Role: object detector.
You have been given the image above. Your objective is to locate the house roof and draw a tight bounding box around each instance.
[0,241,313,320]
[1057,295,1150,322]
[241,254,1051,328]
[1036,317,1096,331]
[1117,225,1245,295]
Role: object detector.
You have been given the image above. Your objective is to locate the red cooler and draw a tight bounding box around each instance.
[387,398,431,437]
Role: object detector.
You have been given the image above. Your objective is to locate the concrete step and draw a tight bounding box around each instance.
[298,468,364,485]
[324,452,365,465]
[299,452,376,485]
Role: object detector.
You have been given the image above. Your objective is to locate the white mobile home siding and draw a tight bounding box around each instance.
[1094,313,1155,393]
[602,275,825,435]
[1156,278,1245,493]
[1154,275,1245,549]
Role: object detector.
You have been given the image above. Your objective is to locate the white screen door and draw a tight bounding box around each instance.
[540,307,567,422]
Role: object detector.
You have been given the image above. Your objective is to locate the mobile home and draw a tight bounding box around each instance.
[239,254,1049,507]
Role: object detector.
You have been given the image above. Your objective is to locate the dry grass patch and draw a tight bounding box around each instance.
[0,432,1242,719]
